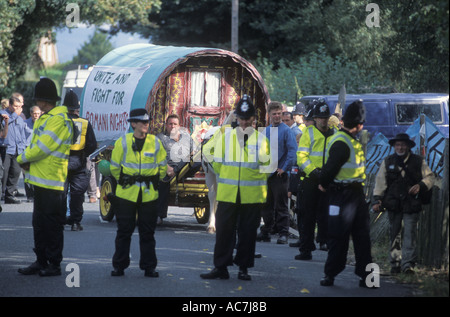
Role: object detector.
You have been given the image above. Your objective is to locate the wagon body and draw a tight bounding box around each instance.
[80,44,270,223]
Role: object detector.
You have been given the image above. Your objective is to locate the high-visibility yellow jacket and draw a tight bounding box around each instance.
[325,131,366,184]
[110,133,167,203]
[212,127,272,204]
[297,125,334,177]
[70,117,88,151]
[17,106,74,191]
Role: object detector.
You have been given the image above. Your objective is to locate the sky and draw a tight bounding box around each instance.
[55,25,149,63]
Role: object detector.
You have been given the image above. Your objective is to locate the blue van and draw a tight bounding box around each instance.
[299,93,449,139]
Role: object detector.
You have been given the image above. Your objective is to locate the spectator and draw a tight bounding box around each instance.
[372,133,435,274]
[0,93,32,204]
[257,101,297,244]
[282,111,302,143]
[156,114,193,224]
[0,112,9,212]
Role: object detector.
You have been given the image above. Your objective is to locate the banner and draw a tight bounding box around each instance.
[406,115,446,177]
[82,65,150,142]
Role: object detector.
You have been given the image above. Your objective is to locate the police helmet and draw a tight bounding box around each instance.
[292,102,306,115]
[342,100,365,128]
[313,99,331,118]
[235,95,255,119]
[34,77,60,103]
[127,108,150,122]
[63,89,80,110]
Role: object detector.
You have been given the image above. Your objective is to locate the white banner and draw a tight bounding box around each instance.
[82,65,150,142]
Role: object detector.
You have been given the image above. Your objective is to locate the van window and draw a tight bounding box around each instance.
[395,103,443,124]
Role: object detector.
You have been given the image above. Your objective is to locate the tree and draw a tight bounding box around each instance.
[0,0,160,96]
[71,30,114,65]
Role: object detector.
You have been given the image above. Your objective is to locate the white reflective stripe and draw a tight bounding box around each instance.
[122,162,159,169]
[41,130,65,145]
[334,179,364,184]
[298,147,309,152]
[36,140,52,155]
[20,152,28,163]
[110,160,120,168]
[300,159,312,170]
[222,161,260,169]
[121,137,128,166]
[308,128,315,147]
[28,174,65,188]
[218,177,266,187]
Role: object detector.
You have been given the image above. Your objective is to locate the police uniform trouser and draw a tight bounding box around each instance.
[33,186,66,267]
[261,173,289,236]
[65,163,90,224]
[214,195,262,269]
[112,190,158,271]
[324,185,372,279]
[298,177,328,252]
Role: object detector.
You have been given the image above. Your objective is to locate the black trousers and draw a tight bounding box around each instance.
[324,185,372,279]
[2,153,22,198]
[214,198,262,269]
[33,186,66,267]
[112,193,158,271]
[298,177,329,252]
[65,165,90,224]
[156,180,170,219]
[261,173,289,236]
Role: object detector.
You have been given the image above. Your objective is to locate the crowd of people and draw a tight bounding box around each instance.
[3,77,434,286]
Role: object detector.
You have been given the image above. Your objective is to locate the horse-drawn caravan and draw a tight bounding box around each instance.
[80,43,270,224]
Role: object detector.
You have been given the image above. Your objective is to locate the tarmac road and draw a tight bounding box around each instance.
[0,194,415,302]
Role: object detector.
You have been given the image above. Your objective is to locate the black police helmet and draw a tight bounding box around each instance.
[127,108,150,122]
[235,94,255,119]
[305,104,315,121]
[292,102,306,115]
[63,89,80,110]
[34,77,61,103]
[342,100,366,128]
[313,100,331,118]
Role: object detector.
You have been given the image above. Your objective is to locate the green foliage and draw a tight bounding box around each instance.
[255,45,386,105]
[0,0,160,98]
[71,30,114,65]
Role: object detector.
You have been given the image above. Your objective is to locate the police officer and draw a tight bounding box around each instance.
[295,100,334,260]
[292,101,307,131]
[63,90,97,231]
[110,108,167,277]
[17,77,74,276]
[200,95,271,281]
[318,100,373,287]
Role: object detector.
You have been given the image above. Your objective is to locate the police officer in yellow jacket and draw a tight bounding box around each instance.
[110,108,167,277]
[63,90,97,231]
[200,95,271,281]
[295,100,334,260]
[318,100,373,287]
[17,77,74,276]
